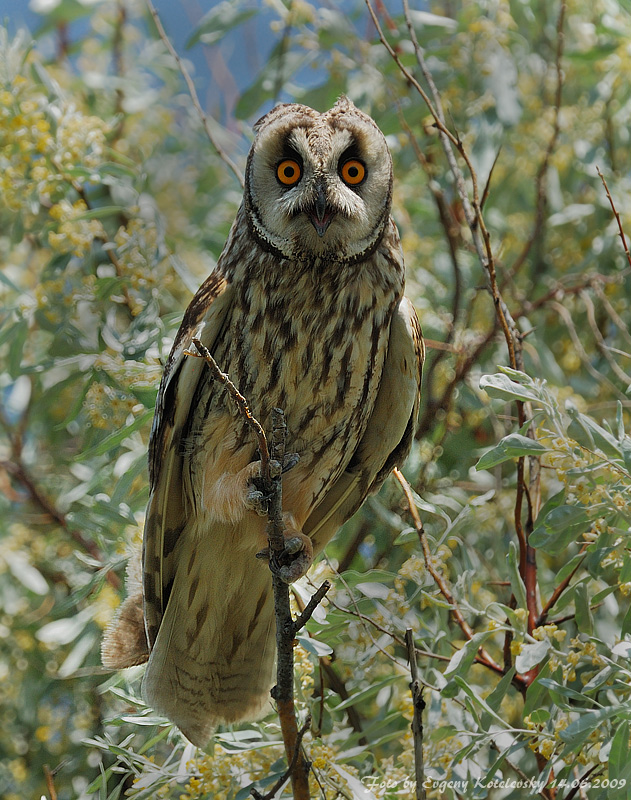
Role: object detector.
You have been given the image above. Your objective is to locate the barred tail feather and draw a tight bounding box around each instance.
[142,519,276,748]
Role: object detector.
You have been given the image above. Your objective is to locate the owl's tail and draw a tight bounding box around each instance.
[141,523,276,748]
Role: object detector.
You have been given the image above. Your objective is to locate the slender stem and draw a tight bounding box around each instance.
[145,0,244,187]
[405,629,426,800]
[597,165,631,270]
[394,469,506,678]
[185,339,270,476]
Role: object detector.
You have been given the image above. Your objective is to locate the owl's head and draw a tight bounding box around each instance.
[244,97,393,264]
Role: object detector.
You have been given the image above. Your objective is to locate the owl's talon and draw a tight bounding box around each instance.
[245,488,268,516]
[283,536,305,555]
[282,453,300,473]
[255,523,313,583]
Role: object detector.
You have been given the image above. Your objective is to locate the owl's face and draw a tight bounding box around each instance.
[244,97,393,264]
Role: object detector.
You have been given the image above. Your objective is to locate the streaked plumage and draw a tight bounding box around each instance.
[102,97,424,747]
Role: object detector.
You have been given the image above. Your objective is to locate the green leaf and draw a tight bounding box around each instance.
[515,640,550,673]
[479,371,541,403]
[610,721,630,783]
[529,505,590,554]
[567,405,624,460]
[333,675,400,712]
[475,433,548,470]
[8,319,28,378]
[529,708,551,724]
[77,409,153,460]
[523,661,553,716]
[574,583,593,634]
[296,633,333,657]
[443,630,495,694]
[558,706,621,743]
[507,541,527,612]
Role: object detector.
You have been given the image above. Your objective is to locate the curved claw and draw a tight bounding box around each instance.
[255,525,314,584]
[245,487,268,516]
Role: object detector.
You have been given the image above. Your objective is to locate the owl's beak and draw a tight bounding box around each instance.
[308,184,334,237]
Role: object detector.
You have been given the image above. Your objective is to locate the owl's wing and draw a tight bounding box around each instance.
[143,271,234,647]
[304,296,423,553]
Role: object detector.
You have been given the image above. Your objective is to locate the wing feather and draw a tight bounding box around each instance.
[143,272,234,646]
[304,296,423,553]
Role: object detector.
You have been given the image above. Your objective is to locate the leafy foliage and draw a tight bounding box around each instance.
[2,1,631,798]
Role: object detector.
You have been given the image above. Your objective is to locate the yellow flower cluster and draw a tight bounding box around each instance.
[532,624,567,644]
[294,641,315,695]
[114,218,163,290]
[178,744,278,800]
[0,64,109,219]
[83,381,140,430]
[48,199,105,257]
[93,350,162,391]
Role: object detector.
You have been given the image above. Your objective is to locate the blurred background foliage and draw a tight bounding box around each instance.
[1,0,631,798]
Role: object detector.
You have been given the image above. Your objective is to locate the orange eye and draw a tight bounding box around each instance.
[340,159,366,185]
[277,159,302,185]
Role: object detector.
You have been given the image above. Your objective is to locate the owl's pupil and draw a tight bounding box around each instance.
[284,166,295,178]
[348,166,358,177]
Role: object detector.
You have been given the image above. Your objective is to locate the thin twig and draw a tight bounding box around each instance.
[43,765,58,800]
[251,716,312,800]
[393,469,506,678]
[405,629,426,800]
[145,0,244,187]
[596,165,631,269]
[185,339,271,477]
[293,581,331,634]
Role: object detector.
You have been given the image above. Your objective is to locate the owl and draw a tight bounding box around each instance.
[102,97,424,748]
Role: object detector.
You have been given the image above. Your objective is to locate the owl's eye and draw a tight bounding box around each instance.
[340,159,366,186]
[276,159,302,186]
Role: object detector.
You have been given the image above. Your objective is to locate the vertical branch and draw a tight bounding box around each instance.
[266,410,311,800]
[394,469,506,677]
[405,629,426,800]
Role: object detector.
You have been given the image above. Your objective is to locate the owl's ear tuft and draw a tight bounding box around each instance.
[333,95,356,112]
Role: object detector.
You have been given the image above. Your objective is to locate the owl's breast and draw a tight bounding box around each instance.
[184,251,403,525]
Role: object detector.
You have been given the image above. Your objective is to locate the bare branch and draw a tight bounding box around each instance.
[293,581,331,634]
[596,165,631,270]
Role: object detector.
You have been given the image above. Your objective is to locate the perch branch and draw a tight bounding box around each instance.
[185,344,328,800]
[251,716,312,800]
[405,629,426,800]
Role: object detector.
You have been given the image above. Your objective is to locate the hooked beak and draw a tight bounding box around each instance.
[308,183,334,237]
